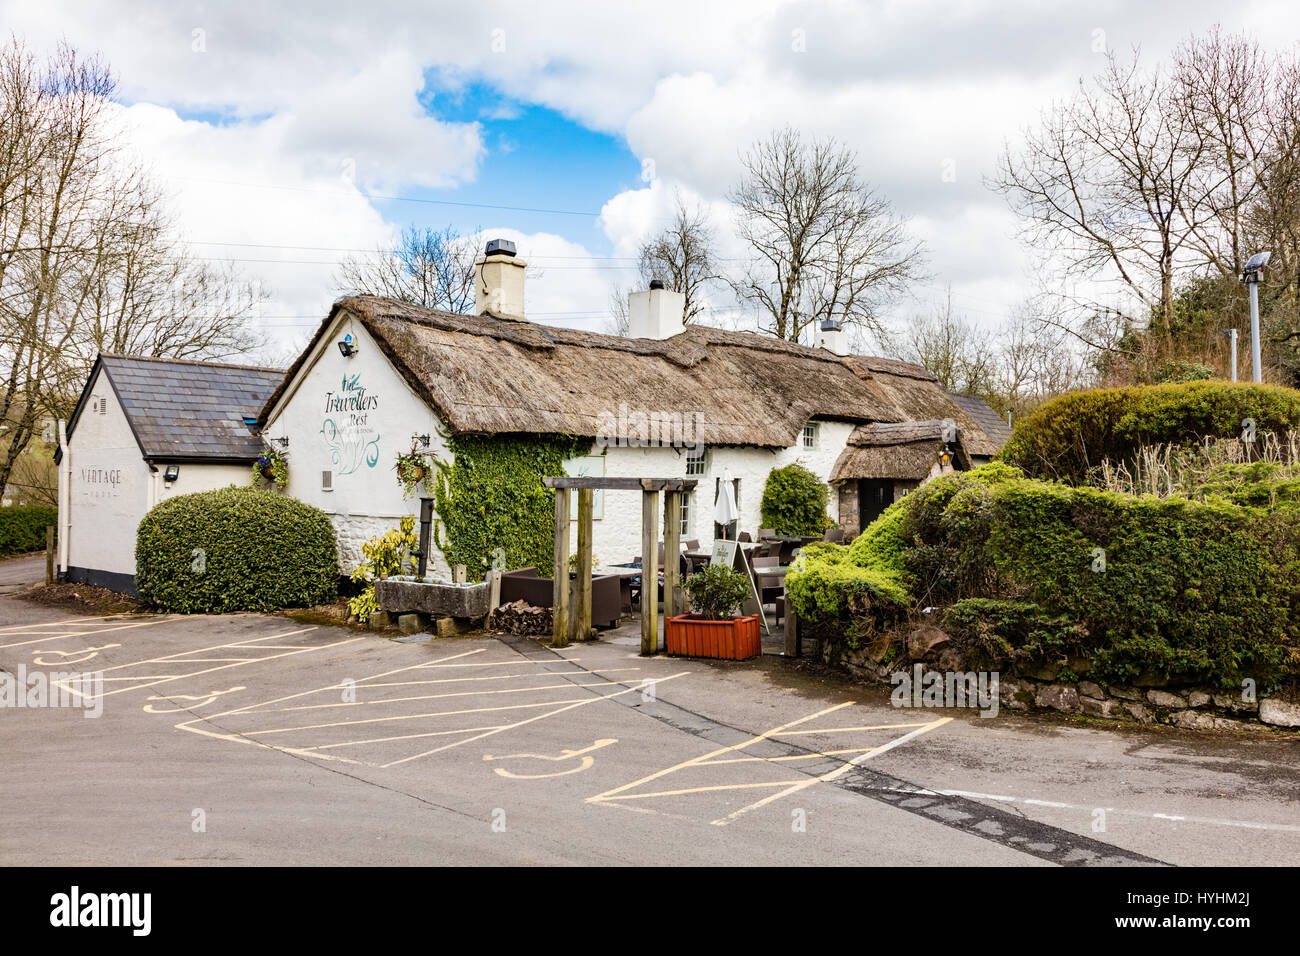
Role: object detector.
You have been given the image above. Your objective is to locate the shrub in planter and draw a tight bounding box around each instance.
[136,486,338,613]
[667,564,760,659]
[0,505,57,558]
[760,462,832,536]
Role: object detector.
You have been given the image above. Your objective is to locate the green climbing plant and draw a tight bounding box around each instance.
[433,432,589,582]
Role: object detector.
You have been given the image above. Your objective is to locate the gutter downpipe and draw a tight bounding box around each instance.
[57,420,71,579]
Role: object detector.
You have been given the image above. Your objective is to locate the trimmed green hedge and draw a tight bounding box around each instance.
[0,505,57,558]
[787,463,1300,689]
[999,381,1300,483]
[135,486,338,613]
[760,463,831,536]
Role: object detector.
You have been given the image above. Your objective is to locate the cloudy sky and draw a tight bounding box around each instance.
[5,0,1299,356]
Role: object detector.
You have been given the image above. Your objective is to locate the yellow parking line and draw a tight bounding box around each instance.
[588,701,855,804]
[270,679,629,713]
[710,717,952,827]
[242,696,599,735]
[380,672,690,768]
[307,725,508,750]
[0,616,176,649]
[599,780,810,801]
[206,647,487,718]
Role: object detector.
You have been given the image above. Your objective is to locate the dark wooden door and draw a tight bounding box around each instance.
[858,479,893,532]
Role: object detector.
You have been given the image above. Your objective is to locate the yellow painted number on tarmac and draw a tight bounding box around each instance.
[482,738,617,779]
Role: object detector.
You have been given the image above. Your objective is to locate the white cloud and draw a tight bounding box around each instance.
[8,0,1300,351]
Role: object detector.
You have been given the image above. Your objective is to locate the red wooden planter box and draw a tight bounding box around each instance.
[664,613,761,660]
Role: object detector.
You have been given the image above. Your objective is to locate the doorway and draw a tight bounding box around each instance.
[858,479,893,532]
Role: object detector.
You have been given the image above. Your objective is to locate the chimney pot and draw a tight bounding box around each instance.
[649,278,665,290]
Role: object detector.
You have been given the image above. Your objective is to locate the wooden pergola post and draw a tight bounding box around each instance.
[662,488,681,623]
[552,487,570,647]
[640,484,660,656]
[572,488,594,642]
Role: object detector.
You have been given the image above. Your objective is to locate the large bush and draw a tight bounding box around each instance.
[135,486,338,612]
[0,505,57,557]
[760,463,831,535]
[999,381,1300,484]
[788,463,1300,689]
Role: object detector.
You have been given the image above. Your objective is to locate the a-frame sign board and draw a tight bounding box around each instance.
[710,538,771,635]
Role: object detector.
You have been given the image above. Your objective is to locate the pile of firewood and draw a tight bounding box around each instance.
[487,600,552,635]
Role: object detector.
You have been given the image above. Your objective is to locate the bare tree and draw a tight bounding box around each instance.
[889,288,998,397]
[336,224,478,313]
[634,191,718,324]
[0,39,263,496]
[730,127,925,343]
[993,50,1210,355]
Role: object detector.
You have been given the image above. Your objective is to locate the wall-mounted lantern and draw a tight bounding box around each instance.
[416,434,431,448]
[272,436,289,449]
[338,332,358,357]
[163,464,180,483]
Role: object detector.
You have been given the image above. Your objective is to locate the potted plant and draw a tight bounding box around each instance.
[394,436,436,498]
[251,446,288,489]
[665,564,761,660]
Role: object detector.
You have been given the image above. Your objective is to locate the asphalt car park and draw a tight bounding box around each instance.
[2,568,1298,866]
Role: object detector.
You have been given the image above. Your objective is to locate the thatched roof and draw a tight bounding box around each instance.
[260,295,1006,450]
[830,419,981,481]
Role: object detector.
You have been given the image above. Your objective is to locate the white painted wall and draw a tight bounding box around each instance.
[262,312,448,576]
[62,374,275,583]
[63,372,150,577]
[567,418,855,567]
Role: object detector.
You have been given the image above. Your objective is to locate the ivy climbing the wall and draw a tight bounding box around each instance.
[433,433,590,582]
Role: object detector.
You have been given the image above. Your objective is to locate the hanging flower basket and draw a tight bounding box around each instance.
[251,447,289,489]
[394,436,436,499]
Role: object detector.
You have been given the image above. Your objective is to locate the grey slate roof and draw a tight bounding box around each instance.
[82,354,284,461]
[947,393,1013,448]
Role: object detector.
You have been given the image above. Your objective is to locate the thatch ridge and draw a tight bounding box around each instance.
[259,295,1003,451]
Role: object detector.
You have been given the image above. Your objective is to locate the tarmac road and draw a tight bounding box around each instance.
[1,562,1297,866]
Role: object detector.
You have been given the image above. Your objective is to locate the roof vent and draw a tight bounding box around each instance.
[649,278,665,290]
[485,238,516,257]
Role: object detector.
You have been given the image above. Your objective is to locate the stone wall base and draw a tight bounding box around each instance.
[814,626,1300,732]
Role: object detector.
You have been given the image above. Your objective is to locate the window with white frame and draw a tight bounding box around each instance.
[680,492,691,537]
[685,445,706,476]
[802,422,819,449]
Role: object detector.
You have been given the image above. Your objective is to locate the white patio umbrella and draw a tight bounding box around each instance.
[714,469,738,538]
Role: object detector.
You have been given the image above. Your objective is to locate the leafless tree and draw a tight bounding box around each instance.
[993,50,1210,354]
[730,127,925,343]
[336,224,478,313]
[889,288,998,397]
[634,191,718,324]
[0,39,263,496]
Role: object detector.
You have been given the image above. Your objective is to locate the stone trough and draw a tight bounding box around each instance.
[374,577,491,619]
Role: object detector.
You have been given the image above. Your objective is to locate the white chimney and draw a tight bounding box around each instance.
[475,238,526,319]
[816,319,849,356]
[627,279,685,339]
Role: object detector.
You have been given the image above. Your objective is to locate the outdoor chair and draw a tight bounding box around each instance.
[738,531,753,543]
[758,527,776,540]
